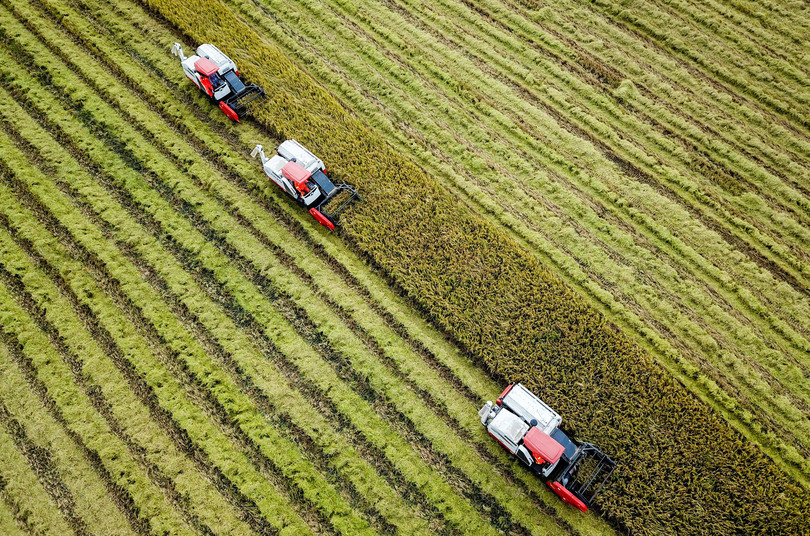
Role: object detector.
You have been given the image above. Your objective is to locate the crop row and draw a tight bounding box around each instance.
[133,0,810,532]
[237,0,808,354]
[584,0,810,132]
[214,0,810,479]
[0,2,592,532]
[0,116,328,536]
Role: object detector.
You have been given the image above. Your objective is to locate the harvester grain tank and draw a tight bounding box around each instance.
[251,140,360,230]
[171,42,265,121]
[479,383,616,512]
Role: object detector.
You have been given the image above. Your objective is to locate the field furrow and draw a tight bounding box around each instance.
[0,335,138,536]
[0,234,196,536]
[0,397,76,536]
[0,198,261,536]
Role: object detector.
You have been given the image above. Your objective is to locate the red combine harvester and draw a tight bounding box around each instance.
[479,383,616,512]
[251,140,360,230]
[172,42,265,122]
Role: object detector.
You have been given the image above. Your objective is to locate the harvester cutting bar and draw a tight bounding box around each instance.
[315,182,361,220]
[225,82,265,114]
[562,444,616,505]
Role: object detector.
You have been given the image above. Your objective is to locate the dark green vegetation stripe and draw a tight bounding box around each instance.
[136,0,810,533]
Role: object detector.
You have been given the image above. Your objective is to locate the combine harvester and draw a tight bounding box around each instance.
[252,141,360,230]
[172,42,265,122]
[480,383,616,512]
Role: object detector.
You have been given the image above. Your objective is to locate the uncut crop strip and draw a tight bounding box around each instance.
[216,0,801,478]
[134,0,810,533]
[0,6,604,532]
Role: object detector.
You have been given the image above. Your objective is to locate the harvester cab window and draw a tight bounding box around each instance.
[208,72,222,88]
[223,71,245,94]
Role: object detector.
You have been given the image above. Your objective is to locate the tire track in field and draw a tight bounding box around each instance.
[528,0,810,196]
[460,0,810,221]
[581,0,810,136]
[0,473,36,535]
[596,0,810,133]
[0,401,90,536]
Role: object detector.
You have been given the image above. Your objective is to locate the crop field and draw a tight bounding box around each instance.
[0,0,808,535]
[215,0,810,485]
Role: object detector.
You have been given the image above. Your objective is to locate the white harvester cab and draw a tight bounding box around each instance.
[480,383,616,512]
[251,140,360,230]
[172,42,265,121]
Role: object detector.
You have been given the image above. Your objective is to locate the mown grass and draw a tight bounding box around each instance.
[134,0,810,533]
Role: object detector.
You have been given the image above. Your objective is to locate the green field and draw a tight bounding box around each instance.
[0,0,808,534]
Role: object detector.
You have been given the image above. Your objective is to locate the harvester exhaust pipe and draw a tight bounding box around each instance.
[251,144,269,164]
[171,43,186,61]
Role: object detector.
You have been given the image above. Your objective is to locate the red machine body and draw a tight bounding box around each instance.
[480,383,616,512]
